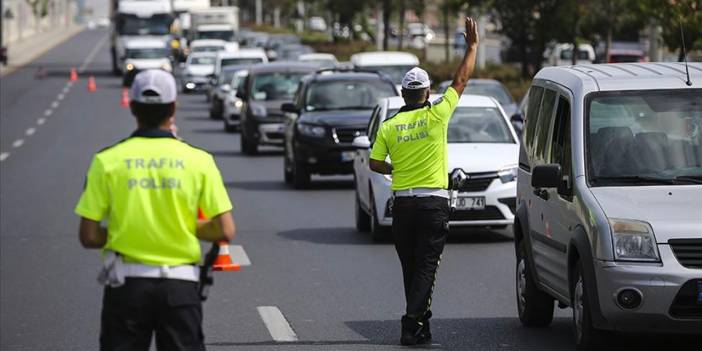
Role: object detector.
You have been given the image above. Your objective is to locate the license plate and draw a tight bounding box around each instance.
[456,196,486,210]
[341,151,355,161]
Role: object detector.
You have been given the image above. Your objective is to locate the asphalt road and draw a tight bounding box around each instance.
[1,28,699,351]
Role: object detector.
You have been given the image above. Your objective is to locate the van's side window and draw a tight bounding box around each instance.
[534,89,557,164]
[524,86,544,154]
[551,96,572,196]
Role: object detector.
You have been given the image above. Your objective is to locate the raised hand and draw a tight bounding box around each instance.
[463,17,479,48]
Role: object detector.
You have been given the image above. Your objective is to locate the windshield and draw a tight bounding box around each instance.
[117,14,172,36]
[218,70,238,85]
[126,48,169,59]
[560,49,591,60]
[465,83,513,105]
[197,30,235,41]
[362,65,415,85]
[251,72,308,101]
[191,46,224,53]
[447,107,514,143]
[190,56,215,65]
[222,58,264,67]
[305,80,397,111]
[587,90,702,185]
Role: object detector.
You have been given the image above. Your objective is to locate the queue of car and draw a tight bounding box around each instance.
[162,26,702,349]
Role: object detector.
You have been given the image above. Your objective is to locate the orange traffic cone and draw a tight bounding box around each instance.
[69,68,78,82]
[212,241,240,271]
[120,88,130,108]
[87,76,97,92]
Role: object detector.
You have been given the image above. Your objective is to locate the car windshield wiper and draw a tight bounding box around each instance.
[672,175,702,184]
[593,176,677,185]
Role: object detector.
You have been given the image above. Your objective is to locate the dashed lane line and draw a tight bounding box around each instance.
[229,245,251,266]
[44,109,53,116]
[25,128,36,136]
[12,139,24,148]
[51,101,59,109]
[0,153,9,162]
[78,35,108,73]
[62,86,70,94]
[37,118,46,125]
[257,306,298,342]
[57,93,65,101]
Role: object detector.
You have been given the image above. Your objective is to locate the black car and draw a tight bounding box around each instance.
[236,62,318,155]
[281,69,398,188]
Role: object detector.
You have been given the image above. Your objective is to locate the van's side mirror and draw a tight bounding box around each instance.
[281,103,298,114]
[236,90,247,99]
[352,135,371,149]
[532,164,561,188]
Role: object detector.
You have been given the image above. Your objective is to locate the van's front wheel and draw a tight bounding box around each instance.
[516,240,554,327]
[573,262,607,351]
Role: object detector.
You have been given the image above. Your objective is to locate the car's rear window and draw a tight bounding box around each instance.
[305,80,397,111]
[448,107,514,143]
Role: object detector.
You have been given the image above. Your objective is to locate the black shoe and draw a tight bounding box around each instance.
[400,316,430,346]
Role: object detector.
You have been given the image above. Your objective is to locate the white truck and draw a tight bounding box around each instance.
[189,7,239,45]
[171,0,210,60]
[110,0,174,75]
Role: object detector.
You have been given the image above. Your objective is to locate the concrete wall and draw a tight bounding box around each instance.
[2,0,76,46]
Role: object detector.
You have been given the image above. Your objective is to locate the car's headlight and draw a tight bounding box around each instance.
[498,165,518,183]
[125,63,134,71]
[249,103,267,118]
[610,219,660,262]
[297,123,326,137]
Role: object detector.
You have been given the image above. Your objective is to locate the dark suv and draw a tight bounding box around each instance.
[236,62,318,155]
[281,69,398,188]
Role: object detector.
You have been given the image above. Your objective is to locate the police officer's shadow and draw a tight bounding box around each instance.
[277,227,511,246]
[344,317,702,350]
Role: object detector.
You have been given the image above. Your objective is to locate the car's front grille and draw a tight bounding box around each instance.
[450,172,498,192]
[669,279,702,319]
[670,239,702,269]
[333,128,365,144]
[451,206,504,221]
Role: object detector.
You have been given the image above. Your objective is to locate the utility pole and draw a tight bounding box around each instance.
[255,0,262,25]
[376,4,383,51]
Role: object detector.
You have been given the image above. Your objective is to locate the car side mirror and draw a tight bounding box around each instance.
[352,135,371,149]
[531,164,561,188]
[281,103,298,114]
[510,113,524,135]
[236,90,247,99]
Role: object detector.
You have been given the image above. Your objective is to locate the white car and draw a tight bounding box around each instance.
[181,52,216,93]
[543,43,595,66]
[353,95,520,239]
[214,49,268,77]
[122,38,172,86]
[188,39,228,55]
[222,69,249,132]
[350,51,420,92]
[298,53,338,69]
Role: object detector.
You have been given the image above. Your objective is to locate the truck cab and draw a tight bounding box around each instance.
[110,0,174,75]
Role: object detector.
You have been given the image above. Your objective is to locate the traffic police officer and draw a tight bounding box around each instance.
[369,17,479,346]
[75,69,235,351]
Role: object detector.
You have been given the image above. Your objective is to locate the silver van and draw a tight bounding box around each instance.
[514,62,702,350]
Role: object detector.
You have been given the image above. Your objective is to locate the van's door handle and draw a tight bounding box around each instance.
[533,188,550,201]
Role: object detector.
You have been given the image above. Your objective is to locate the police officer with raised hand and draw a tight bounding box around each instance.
[75,69,235,351]
[369,17,479,346]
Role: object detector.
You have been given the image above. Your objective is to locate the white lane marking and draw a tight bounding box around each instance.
[25,128,36,136]
[12,139,24,148]
[229,245,251,266]
[67,81,74,88]
[0,153,9,162]
[37,118,46,125]
[79,35,108,73]
[44,109,53,116]
[257,306,298,342]
[51,101,59,109]
[57,93,64,101]
[62,86,70,94]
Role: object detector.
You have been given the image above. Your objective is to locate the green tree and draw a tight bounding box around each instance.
[636,0,702,61]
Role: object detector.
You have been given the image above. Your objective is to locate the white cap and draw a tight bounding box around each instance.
[130,69,177,104]
[401,67,430,90]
